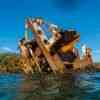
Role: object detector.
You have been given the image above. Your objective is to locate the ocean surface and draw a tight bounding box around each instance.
[0,71,100,100]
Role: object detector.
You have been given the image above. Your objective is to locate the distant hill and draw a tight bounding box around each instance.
[0,53,21,73]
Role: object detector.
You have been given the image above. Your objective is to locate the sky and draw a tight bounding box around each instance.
[0,0,100,62]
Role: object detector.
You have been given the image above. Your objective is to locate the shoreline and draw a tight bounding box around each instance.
[0,53,99,74]
[0,64,99,74]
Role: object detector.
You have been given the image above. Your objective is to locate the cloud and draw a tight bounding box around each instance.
[0,47,14,52]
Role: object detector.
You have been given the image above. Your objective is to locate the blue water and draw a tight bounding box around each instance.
[0,72,100,100]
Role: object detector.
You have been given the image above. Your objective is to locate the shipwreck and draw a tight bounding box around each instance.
[18,17,93,74]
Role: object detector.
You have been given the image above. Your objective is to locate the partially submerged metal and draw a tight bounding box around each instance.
[18,17,93,74]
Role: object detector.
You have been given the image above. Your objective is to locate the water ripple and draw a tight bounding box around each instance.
[0,72,100,100]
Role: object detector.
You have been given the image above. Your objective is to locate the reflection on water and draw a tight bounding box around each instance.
[0,71,100,100]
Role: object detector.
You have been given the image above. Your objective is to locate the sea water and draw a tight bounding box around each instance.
[0,71,100,100]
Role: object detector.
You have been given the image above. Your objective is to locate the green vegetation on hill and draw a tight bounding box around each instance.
[0,53,22,73]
